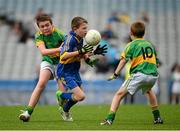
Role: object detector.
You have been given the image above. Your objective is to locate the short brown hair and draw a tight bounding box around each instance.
[71,16,88,30]
[36,14,53,27]
[130,21,145,38]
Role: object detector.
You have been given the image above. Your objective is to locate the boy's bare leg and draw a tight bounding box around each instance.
[146,89,163,124]
[110,87,128,112]
[28,69,51,107]
[19,69,51,122]
[101,87,128,125]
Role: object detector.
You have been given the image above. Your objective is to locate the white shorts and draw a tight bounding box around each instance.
[122,72,158,95]
[40,61,58,80]
[172,82,180,94]
[152,80,160,95]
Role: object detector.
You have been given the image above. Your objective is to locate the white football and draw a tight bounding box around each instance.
[85,29,101,46]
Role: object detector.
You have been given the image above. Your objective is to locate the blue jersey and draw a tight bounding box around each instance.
[57,31,84,89]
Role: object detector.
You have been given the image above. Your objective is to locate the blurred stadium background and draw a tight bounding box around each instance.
[0,0,180,105]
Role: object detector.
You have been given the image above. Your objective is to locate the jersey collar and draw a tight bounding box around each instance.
[133,38,144,41]
[69,31,82,43]
[132,38,144,42]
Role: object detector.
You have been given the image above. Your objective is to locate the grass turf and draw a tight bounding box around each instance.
[0,104,179,130]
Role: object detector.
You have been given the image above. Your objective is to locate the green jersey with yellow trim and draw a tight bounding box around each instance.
[121,39,158,76]
[35,28,66,65]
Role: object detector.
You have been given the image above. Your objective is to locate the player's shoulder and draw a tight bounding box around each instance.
[126,41,133,46]
[63,34,75,46]
[54,27,61,33]
[146,40,154,46]
[35,31,43,39]
[125,41,134,49]
[54,27,66,35]
[141,40,155,49]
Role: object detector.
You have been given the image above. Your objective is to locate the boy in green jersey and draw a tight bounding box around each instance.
[101,21,163,125]
[19,14,66,122]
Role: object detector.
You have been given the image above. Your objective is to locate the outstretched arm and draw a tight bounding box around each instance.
[108,57,127,80]
[114,57,127,75]
[38,44,60,55]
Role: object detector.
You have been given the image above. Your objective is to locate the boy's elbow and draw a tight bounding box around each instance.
[39,48,50,55]
[120,57,127,64]
[61,56,67,61]
[60,52,68,61]
[41,50,47,55]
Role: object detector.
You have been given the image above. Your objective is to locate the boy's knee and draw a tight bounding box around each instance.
[76,94,85,101]
[79,94,86,101]
[37,82,46,90]
[116,91,124,97]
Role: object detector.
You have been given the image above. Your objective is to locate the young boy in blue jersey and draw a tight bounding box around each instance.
[56,16,107,121]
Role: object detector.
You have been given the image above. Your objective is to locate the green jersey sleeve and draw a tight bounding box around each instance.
[121,42,133,62]
[34,32,44,47]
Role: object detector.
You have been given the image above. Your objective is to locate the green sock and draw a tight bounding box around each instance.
[25,106,34,115]
[106,112,116,121]
[152,110,160,119]
[56,90,62,98]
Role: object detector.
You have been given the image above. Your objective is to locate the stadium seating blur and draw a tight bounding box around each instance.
[0,0,180,104]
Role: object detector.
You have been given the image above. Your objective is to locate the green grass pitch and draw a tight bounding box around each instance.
[0,105,179,130]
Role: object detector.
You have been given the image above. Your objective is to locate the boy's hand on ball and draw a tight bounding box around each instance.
[93,44,108,56]
[78,44,93,54]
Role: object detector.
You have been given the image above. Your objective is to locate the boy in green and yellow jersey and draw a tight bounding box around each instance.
[101,21,163,125]
[19,14,66,122]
